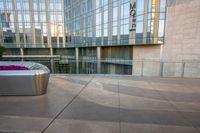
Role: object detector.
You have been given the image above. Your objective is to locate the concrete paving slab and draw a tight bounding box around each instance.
[0,76,87,118]
[44,119,119,133]
[0,75,200,133]
[159,91,200,103]
[180,111,200,128]
[118,78,175,111]
[0,115,50,133]
[57,97,119,122]
[118,85,163,100]
[57,77,119,122]
[121,122,199,133]
[171,102,200,112]
[0,76,92,132]
[119,94,176,111]
[119,107,193,127]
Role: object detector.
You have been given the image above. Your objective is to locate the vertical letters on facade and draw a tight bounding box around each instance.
[129,0,136,44]
[130,2,136,31]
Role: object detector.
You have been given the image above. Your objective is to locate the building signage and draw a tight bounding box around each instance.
[129,0,136,44]
[130,1,136,31]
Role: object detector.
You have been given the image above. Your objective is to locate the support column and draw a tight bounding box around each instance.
[117,0,121,44]
[92,0,96,46]
[50,48,54,73]
[101,0,104,46]
[132,46,134,75]
[62,0,65,47]
[20,48,24,61]
[129,0,136,44]
[143,0,148,44]
[12,0,20,45]
[97,47,101,74]
[153,0,160,43]
[45,0,51,48]
[37,0,43,46]
[0,10,2,43]
[160,44,163,60]
[29,0,36,47]
[108,0,113,45]
[20,1,26,46]
[75,48,79,74]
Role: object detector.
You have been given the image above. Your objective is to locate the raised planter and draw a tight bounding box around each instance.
[0,61,49,96]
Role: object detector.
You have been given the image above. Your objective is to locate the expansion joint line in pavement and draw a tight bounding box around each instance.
[117,77,122,133]
[147,80,200,133]
[41,76,95,133]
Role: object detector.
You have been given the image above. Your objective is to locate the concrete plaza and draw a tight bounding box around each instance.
[0,75,200,133]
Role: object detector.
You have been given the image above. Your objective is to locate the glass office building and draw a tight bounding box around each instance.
[0,0,66,72]
[0,0,166,74]
[65,0,166,47]
[0,0,65,47]
[64,0,166,74]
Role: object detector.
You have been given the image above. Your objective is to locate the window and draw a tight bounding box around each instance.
[137,0,144,15]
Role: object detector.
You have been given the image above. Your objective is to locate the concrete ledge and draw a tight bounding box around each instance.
[132,60,200,78]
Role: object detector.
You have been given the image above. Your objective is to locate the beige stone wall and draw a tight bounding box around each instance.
[132,45,162,76]
[132,45,161,60]
[132,0,200,78]
[163,0,200,61]
[162,62,183,77]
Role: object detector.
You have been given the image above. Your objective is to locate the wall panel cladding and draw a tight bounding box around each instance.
[101,46,132,60]
[167,0,199,6]
[3,49,21,55]
[184,63,200,78]
[24,48,50,55]
[163,0,200,77]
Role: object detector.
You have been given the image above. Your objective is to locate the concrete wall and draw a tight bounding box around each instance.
[132,0,200,78]
[162,62,183,77]
[163,0,200,61]
[160,0,200,78]
[132,45,162,76]
[132,45,161,60]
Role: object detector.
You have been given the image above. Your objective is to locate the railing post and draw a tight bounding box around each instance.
[75,48,79,74]
[181,62,185,78]
[20,48,24,61]
[160,61,164,77]
[97,47,101,74]
[50,48,54,74]
[141,60,144,77]
[50,58,54,74]
[132,60,134,75]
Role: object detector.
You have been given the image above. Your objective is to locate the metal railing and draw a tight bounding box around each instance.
[28,59,200,78]
[1,57,200,77]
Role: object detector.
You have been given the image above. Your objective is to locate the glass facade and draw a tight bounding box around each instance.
[0,0,166,48]
[0,0,65,48]
[65,0,166,47]
[0,0,167,74]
